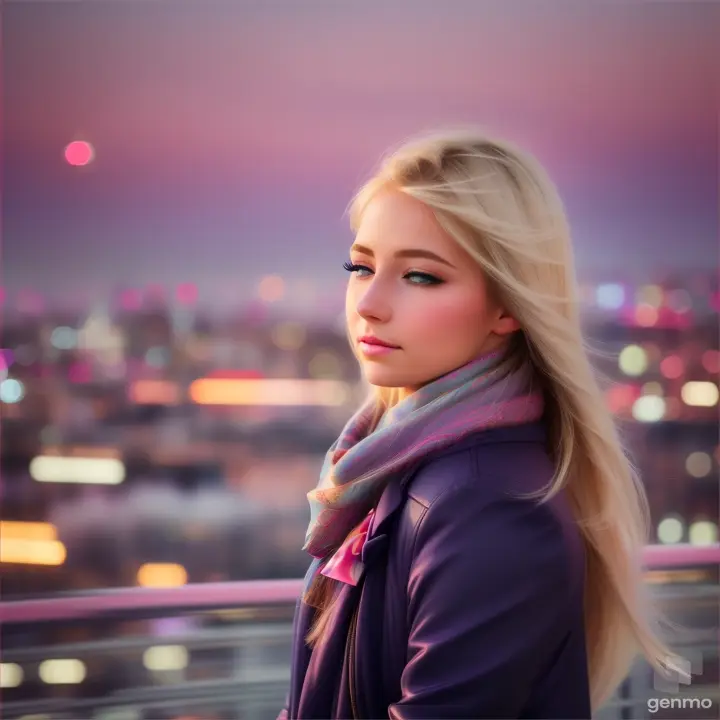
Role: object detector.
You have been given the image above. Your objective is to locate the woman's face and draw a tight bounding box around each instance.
[345,189,518,395]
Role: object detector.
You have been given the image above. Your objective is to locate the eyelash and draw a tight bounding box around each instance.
[342,261,444,286]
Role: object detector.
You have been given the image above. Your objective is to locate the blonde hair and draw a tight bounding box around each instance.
[306,126,681,710]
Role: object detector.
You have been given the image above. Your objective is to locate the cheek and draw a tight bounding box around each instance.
[415,291,489,341]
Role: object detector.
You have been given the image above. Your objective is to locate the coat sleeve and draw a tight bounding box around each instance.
[388,488,575,720]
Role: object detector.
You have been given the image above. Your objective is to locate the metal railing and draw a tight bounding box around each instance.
[1,544,718,720]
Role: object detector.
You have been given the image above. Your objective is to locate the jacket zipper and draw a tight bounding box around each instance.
[346,603,360,719]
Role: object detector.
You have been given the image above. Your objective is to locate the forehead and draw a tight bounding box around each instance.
[355,189,458,257]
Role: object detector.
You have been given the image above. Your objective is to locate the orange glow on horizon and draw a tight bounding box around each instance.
[189,378,348,406]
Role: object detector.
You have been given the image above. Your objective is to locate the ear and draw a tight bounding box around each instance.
[492,310,521,336]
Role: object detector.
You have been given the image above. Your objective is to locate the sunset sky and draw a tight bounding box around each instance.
[4,0,718,307]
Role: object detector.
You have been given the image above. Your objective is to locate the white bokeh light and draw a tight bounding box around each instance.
[0,378,25,404]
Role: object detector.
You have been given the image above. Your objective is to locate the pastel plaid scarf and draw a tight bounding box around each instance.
[302,348,544,587]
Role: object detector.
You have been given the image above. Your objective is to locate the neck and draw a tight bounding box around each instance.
[399,339,512,401]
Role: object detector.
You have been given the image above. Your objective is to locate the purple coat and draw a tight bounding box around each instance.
[285,423,591,719]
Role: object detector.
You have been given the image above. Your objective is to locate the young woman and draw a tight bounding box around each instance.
[281,128,679,719]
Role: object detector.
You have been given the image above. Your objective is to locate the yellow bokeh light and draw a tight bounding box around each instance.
[681,381,719,407]
[39,659,86,685]
[137,563,188,588]
[618,345,648,377]
[143,645,189,672]
[29,456,125,485]
[636,284,663,308]
[688,521,718,546]
[657,517,684,544]
[632,395,665,423]
[1,538,66,566]
[0,520,58,541]
[0,663,24,689]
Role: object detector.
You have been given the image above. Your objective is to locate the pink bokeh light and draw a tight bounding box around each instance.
[64,140,94,167]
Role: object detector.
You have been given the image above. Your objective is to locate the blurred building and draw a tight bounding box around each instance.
[1,273,718,599]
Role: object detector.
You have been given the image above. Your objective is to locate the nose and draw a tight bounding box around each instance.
[354,278,392,324]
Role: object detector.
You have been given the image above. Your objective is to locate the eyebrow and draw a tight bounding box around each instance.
[350,243,456,269]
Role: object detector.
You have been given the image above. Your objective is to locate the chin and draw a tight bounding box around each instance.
[362,369,425,389]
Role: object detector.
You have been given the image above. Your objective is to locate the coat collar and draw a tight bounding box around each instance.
[364,422,547,548]
[368,464,415,540]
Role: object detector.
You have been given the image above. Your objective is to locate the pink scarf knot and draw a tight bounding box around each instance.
[320,510,374,586]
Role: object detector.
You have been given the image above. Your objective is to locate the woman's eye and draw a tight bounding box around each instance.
[405,272,443,286]
[343,261,372,276]
[343,261,442,286]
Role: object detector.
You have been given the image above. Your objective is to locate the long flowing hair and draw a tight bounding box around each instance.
[305,126,679,710]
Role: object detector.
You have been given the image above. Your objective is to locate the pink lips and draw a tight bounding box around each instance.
[357,335,400,357]
[359,342,397,357]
